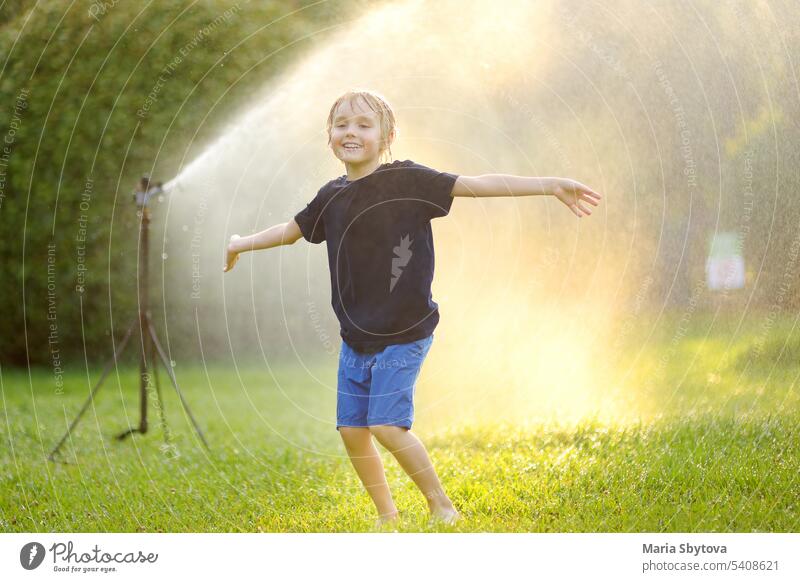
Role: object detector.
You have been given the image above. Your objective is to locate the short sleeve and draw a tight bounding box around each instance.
[293,186,328,244]
[406,161,458,221]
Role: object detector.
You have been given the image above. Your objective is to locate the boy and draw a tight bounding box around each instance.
[224,90,601,526]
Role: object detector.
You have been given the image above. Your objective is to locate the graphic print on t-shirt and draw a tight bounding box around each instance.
[390,234,413,293]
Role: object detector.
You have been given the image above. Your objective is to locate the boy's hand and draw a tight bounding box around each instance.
[224,234,242,272]
[552,179,602,218]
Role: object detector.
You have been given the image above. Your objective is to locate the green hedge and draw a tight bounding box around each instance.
[0,0,376,367]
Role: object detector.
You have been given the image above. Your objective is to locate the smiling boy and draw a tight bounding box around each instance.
[224,90,601,526]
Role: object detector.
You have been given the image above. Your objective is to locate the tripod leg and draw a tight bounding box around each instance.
[49,320,137,462]
[150,340,174,452]
[138,311,150,435]
[116,310,152,441]
[146,318,210,450]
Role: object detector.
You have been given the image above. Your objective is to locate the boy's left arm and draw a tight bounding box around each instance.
[451,175,602,218]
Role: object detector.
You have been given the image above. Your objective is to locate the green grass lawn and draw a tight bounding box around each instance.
[1,312,798,532]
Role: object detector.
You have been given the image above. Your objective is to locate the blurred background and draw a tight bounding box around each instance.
[1,0,799,429]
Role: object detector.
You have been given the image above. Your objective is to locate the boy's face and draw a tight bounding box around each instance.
[330,97,388,166]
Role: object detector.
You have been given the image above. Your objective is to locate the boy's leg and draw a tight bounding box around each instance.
[365,335,459,521]
[339,427,398,521]
[369,425,458,521]
[337,342,396,521]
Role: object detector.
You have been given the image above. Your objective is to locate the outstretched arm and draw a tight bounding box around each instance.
[223,219,303,272]
[451,175,602,217]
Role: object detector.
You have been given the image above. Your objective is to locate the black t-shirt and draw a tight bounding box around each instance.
[294,159,458,353]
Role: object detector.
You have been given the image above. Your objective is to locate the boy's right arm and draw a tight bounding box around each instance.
[223,219,304,272]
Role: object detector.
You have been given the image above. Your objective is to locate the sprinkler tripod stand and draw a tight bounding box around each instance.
[49,176,209,462]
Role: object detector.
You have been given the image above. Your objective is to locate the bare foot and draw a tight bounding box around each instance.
[430,507,461,525]
[425,487,460,524]
[374,511,400,529]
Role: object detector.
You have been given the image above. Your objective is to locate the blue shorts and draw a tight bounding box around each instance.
[336,334,434,430]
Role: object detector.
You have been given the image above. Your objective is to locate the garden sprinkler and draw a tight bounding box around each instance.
[48,175,209,462]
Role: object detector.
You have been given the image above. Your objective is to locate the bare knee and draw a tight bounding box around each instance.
[339,427,372,451]
[369,425,408,449]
